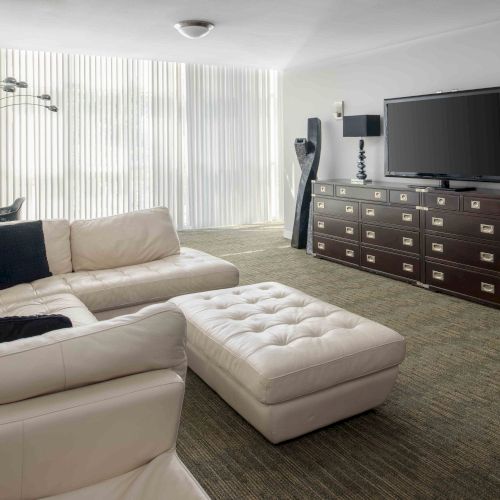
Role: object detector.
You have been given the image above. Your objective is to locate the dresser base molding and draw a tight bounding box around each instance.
[312,179,500,309]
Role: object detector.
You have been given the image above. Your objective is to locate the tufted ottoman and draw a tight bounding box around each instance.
[171,282,406,443]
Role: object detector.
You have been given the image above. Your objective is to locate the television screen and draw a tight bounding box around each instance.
[385,88,500,182]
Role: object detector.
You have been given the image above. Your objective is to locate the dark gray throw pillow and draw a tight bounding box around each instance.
[0,314,73,343]
[0,220,52,290]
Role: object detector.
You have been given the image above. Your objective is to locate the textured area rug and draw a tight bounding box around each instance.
[178,224,499,499]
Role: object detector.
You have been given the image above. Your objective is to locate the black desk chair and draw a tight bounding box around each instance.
[0,197,25,222]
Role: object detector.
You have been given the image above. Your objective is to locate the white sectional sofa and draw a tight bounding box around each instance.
[0,207,239,499]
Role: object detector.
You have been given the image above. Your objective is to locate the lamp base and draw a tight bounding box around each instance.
[351,178,372,185]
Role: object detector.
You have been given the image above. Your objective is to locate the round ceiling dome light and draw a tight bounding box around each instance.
[174,20,214,39]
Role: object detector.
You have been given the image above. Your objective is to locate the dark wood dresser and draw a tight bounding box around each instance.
[312,179,500,308]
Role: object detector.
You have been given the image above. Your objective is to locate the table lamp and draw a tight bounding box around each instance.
[343,115,380,184]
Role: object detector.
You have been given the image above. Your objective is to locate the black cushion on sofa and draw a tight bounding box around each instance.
[0,314,73,343]
[0,220,52,290]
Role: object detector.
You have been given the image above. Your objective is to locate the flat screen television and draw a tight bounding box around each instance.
[384,87,500,187]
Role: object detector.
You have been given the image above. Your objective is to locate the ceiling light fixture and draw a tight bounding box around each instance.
[174,20,214,39]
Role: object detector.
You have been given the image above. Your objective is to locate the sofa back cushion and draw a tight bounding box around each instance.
[42,220,73,275]
[70,207,180,272]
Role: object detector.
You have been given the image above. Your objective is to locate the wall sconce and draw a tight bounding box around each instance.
[334,101,344,120]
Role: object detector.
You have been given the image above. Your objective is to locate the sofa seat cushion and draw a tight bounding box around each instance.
[22,247,239,314]
[0,290,96,328]
[171,282,406,405]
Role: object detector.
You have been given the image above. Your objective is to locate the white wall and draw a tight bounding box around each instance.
[283,21,500,236]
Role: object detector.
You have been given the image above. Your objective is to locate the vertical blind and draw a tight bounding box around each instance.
[0,48,282,228]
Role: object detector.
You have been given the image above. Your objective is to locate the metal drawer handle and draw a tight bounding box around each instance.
[317,242,325,250]
[432,242,444,253]
[402,237,413,247]
[366,208,375,216]
[366,230,376,239]
[480,251,494,263]
[481,282,495,294]
[432,217,443,227]
[471,200,481,209]
[437,197,446,206]
[345,249,355,258]
[320,185,326,193]
[366,254,376,263]
[317,201,325,209]
[403,263,413,273]
[432,270,444,281]
[480,224,494,234]
[339,187,347,195]
[402,213,413,222]
[374,191,382,199]
[400,193,408,202]
[345,205,354,214]
[345,226,354,235]
[317,220,325,229]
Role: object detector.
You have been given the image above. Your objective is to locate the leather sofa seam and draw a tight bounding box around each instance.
[0,308,185,358]
[263,339,406,380]
[0,379,184,426]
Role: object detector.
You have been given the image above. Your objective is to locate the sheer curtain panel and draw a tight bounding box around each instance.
[0,49,282,228]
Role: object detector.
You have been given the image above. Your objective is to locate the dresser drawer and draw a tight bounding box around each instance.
[425,235,500,272]
[361,204,419,228]
[425,211,500,242]
[389,190,419,206]
[362,224,419,254]
[336,185,387,202]
[313,215,358,241]
[423,192,460,211]
[426,263,500,305]
[361,247,420,280]
[314,236,359,265]
[313,182,334,196]
[314,197,359,220]
[464,196,500,216]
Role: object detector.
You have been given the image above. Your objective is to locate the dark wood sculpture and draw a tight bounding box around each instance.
[291,118,321,249]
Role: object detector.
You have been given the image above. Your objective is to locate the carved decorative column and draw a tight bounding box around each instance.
[291,117,322,250]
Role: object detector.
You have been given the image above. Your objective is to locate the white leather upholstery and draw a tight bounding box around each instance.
[172,282,406,442]
[189,343,400,444]
[0,290,96,328]
[42,220,73,275]
[0,371,184,499]
[0,302,187,405]
[70,207,180,271]
[0,303,209,500]
[0,247,238,316]
[44,451,210,500]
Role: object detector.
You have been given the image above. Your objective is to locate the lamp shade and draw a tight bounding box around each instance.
[343,115,380,137]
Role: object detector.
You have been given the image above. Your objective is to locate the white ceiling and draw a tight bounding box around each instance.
[1,0,499,69]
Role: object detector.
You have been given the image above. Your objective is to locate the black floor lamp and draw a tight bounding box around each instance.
[343,115,380,184]
[0,76,58,112]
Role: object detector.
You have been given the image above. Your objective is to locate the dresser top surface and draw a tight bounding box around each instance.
[314,179,500,198]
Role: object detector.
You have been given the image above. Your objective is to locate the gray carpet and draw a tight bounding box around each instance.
[177,224,500,500]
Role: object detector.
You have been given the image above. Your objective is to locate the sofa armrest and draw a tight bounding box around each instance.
[0,302,186,405]
[0,370,184,500]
